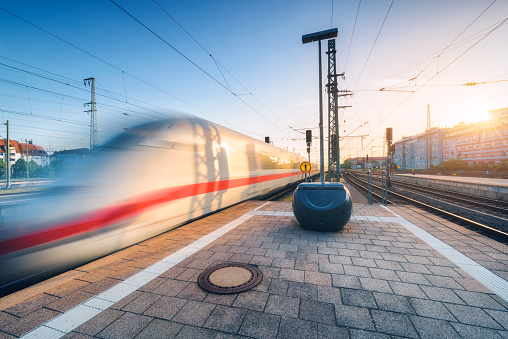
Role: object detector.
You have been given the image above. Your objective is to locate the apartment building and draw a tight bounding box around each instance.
[443,108,508,166]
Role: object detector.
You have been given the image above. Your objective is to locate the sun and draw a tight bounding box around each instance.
[458,105,491,124]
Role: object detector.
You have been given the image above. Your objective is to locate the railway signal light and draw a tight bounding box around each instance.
[306,130,312,144]
[386,127,393,146]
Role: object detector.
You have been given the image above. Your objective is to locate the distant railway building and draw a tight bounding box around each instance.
[50,148,92,164]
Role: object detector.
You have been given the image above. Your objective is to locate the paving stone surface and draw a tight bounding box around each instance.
[1,199,508,338]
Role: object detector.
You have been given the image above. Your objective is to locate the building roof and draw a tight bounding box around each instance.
[51,148,91,157]
[0,139,47,156]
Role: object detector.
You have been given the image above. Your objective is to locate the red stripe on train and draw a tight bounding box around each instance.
[0,171,305,255]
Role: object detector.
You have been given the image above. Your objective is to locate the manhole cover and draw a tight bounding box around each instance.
[198,263,263,294]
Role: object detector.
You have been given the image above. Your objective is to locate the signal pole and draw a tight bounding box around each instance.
[84,77,98,150]
[4,120,10,188]
[302,28,338,183]
[306,129,312,181]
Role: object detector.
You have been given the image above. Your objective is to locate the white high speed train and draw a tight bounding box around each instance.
[0,115,314,293]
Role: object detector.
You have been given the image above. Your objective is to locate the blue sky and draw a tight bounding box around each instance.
[1,0,507,160]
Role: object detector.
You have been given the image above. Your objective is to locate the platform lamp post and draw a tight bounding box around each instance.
[302,28,338,183]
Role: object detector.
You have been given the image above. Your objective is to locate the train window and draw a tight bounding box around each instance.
[101,129,144,150]
[258,154,298,170]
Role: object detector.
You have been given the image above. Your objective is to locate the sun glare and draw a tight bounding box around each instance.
[458,106,491,124]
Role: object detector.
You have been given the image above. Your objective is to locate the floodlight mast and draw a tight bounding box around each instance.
[302,28,338,183]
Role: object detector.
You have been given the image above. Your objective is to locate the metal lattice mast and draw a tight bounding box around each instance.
[84,77,98,150]
[327,39,339,182]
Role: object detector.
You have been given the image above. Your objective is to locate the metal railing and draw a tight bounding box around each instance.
[381,170,388,205]
[368,171,373,205]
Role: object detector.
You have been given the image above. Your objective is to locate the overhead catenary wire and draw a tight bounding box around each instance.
[380,78,508,90]
[353,0,395,90]
[343,0,361,72]
[400,73,508,137]
[0,61,256,130]
[412,0,497,83]
[355,17,508,93]
[1,59,191,120]
[109,1,291,139]
[150,0,296,141]
[0,6,248,133]
[0,77,167,132]
[356,12,508,144]
[109,0,234,95]
[0,75,165,121]
[0,4,301,151]
[0,108,121,131]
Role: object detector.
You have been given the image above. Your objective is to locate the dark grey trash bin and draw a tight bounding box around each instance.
[292,182,352,232]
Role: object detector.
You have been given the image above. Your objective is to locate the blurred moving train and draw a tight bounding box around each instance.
[0,115,314,294]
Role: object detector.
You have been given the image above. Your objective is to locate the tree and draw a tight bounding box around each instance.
[12,158,27,178]
[342,159,353,169]
[27,160,41,178]
[50,159,69,177]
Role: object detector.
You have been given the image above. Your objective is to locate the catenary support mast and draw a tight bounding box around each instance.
[84,77,98,150]
[327,39,340,182]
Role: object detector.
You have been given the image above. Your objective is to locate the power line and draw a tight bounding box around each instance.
[0,61,174,119]
[0,78,87,103]
[366,16,507,138]
[330,0,334,28]
[1,62,206,123]
[355,16,508,93]
[0,6,247,132]
[109,0,234,94]
[343,0,361,72]
[355,11,507,141]
[0,77,143,121]
[379,79,508,90]
[431,18,508,77]
[0,93,83,107]
[149,0,295,138]
[10,123,88,137]
[353,0,395,90]
[413,0,497,81]
[0,108,108,129]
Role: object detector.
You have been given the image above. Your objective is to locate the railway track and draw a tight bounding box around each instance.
[343,170,508,243]
[365,171,508,210]
[354,170,508,217]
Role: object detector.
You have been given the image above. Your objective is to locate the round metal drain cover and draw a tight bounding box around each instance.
[198,263,263,294]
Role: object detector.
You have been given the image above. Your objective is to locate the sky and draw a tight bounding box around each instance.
[1,0,507,161]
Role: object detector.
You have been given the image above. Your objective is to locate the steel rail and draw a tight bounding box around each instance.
[345,170,508,242]
[353,170,508,210]
[343,171,395,205]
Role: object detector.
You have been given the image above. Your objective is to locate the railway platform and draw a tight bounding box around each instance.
[394,173,508,201]
[1,199,508,338]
